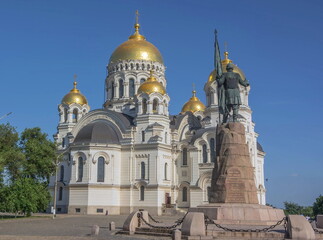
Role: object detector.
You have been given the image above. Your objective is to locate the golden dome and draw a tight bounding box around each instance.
[137,71,166,95]
[181,90,206,113]
[61,81,88,105]
[207,51,246,85]
[109,22,163,64]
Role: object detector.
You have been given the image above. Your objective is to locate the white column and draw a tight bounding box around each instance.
[67,110,73,123]
[138,102,142,114]
[114,83,119,99]
[135,83,140,94]
[59,111,64,123]
[147,100,153,114]
[158,102,163,115]
[124,82,129,98]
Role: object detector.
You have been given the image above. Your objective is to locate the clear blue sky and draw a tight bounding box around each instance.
[0,0,322,208]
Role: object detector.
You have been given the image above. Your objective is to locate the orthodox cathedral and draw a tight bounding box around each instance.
[49,18,266,215]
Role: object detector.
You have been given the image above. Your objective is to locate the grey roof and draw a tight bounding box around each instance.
[169,114,186,130]
[88,109,134,128]
[190,127,216,144]
[169,112,202,131]
[74,120,120,144]
[257,142,264,152]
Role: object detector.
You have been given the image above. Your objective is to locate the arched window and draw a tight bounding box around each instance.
[64,108,68,122]
[141,162,145,179]
[203,144,207,163]
[164,163,168,180]
[210,138,215,163]
[111,81,115,99]
[182,187,187,202]
[58,187,63,201]
[129,78,135,97]
[119,79,124,97]
[210,92,214,104]
[142,130,145,142]
[72,109,78,122]
[78,156,83,182]
[140,186,145,201]
[140,78,145,84]
[153,99,158,114]
[97,157,105,182]
[60,165,64,182]
[142,99,147,114]
[207,186,211,202]
[183,148,188,166]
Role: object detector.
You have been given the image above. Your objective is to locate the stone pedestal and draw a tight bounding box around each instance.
[209,122,258,204]
[190,203,285,225]
[190,122,285,225]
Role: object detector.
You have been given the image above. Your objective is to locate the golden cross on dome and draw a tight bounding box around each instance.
[224,42,228,52]
[192,83,196,96]
[73,74,78,88]
[135,10,139,25]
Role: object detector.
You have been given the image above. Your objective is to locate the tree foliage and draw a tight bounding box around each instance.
[284,201,303,215]
[0,123,56,216]
[0,123,24,183]
[313,195,323,216]
[0,178,50,216]
[284,201,313,217]
[20,127,56,182]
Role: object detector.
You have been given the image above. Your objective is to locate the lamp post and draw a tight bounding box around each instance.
[0,112,12,120]
[53,149,68,219]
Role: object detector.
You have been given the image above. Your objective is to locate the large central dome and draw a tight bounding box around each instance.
[109,23,163,64]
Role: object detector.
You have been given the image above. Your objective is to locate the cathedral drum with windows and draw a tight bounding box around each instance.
[49,17,266,215]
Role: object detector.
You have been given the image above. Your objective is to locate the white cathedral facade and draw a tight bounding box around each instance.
[49,20,266,215]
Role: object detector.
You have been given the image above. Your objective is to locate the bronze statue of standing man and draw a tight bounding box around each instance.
[217,63,249,123]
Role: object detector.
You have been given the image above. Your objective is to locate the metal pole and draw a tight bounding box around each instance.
[52,149,68,219]
[0,112,12,120]
[53,156,58,219]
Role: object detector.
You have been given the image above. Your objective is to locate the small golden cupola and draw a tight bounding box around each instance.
[181,90,206,113]
[109,11,163,64]
[207,51,246,85]
[61,81,88,105]
[137,70,166,95]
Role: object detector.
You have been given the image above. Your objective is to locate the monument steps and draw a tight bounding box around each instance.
[205,230,285,239]
[136,227,173,236]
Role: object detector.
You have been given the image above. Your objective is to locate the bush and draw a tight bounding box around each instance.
[313,195,323,216]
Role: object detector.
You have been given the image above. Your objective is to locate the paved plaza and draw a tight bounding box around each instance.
[0,212,291,240]
[0,213,180,240]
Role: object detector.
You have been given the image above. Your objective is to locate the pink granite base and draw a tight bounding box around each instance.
[189,203,285,226]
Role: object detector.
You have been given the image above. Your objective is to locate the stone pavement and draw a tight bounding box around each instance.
[3,213,318,240]
[0,213,178,240]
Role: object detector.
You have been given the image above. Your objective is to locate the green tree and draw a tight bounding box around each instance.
[313,195,323,216]
[302,206,314,217]
[284,201,303,215]
[0,123,25,182]
[0,178,50,216]
[20,127,56,183]
[0,124,57,216]
[284,201,314,217]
